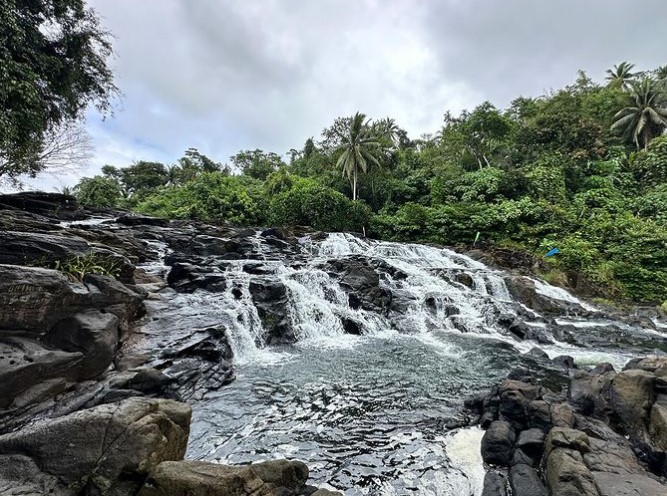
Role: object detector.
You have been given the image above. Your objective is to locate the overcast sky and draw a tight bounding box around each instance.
[21,0,667,190]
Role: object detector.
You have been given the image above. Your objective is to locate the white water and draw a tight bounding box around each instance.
[215,232,628,367]
[132,230,666,495]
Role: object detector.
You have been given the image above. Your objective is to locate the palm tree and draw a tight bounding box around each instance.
[374,117,401,147]
[611,78,667,150]
[165,164,182,187]
[335,112,382,201]
[606,62,638,89]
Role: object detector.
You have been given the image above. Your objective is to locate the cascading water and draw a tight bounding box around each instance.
[136,230,666,495]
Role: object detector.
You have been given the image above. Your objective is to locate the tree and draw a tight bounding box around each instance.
[335,112,383,201]
[605,62,638,89]
[0,123,93,187]
[231,149,285,180]
[0,0,116,181]
[178,148,225,178]
[123,161,169,195]
[74,176,122,208]
[611,78,667,150]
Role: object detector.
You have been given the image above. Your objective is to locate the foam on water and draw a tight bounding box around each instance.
[140,230,664,494]
[531,277,597,312]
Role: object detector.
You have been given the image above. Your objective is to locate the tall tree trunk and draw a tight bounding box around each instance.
[353,168,357,201]
[644,126,652,151]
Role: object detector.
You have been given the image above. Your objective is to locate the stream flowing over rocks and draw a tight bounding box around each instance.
[0,192,665,495]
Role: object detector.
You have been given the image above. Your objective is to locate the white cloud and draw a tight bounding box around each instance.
[14,0,667,190]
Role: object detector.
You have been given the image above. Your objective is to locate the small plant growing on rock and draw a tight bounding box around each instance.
[31,254,122,282]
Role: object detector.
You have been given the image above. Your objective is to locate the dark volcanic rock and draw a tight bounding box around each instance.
[43,309,120,381]
[0,265,143,336]
[157,326,235,400]
[116,214,169,227]
[504,275,582,315]
[482,421,516,465]
[474,360,667,496]
[509,463,548,496]
[0,192,80,219]
[0,338,81,409]
[592,471,667,496]
[0,230,89,265]
[249,280,293,344]
[481,471,507,496]
[328,256,391,314]
[167,262,227,292]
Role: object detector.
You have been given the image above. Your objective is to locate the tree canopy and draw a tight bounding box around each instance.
[73,62,667,303]
[0,0,116,180]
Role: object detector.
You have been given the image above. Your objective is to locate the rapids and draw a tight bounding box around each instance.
[138,232,666,495]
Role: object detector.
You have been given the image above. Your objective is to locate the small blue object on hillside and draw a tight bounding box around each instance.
[545,248,560,257]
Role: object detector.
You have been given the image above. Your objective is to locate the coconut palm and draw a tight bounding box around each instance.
[374,117,401,147]
[611,78,667,150]
[165,164,182,187]
[335,112,382,201]
[605,62,638,89]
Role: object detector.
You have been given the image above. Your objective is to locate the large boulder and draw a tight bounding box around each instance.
[0,231,135,282]
[545,448,598,496]
[481,471,507,496]
[569,369,615,419]
[167,262,227,292]
[249,280,293,344]
[649,403,667,451]
[116,215,169,227]
[43,309,120,380]
[327,256,391,314]
[609,369,655,438]
[583,437,644,475]
[504,276,578,315]
[0,338,80,409]
[0,397,191,496]
[544,428,591,457]
[156,325,235,400]
[481,421,516,466]
[498,380,541,429]
[0,265,144,336]
[593,472,666,496]
[137,459,309,496]
[0,453,69,495]
[509,463,547,496]
[0,192,80,219]
[0,230,89,266]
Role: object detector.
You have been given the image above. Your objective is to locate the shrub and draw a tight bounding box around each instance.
[270,183,371,232]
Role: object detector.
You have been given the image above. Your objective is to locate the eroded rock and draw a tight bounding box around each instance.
[138,459,309,496]
[0,397,191,495]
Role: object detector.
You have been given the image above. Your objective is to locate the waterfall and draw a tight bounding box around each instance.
[171,231,665,496]
[149,231,663,369]
[193,233,555,362]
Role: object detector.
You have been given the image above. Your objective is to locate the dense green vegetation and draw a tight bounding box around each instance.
[0,0,116,181]
[74,64,667,303]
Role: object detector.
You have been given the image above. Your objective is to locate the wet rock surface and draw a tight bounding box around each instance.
[0,197,336,495]
[1,194,667,495]
[469,358,667,496]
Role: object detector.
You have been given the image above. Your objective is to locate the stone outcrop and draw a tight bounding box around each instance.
[0,397,191,495]
[470,359,667,496]
[138,459,314,496]
[0,191,80,219]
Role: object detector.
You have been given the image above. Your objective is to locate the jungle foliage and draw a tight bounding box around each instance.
[74,64,667,302]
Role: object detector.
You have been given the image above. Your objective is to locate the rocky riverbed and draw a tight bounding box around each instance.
[0,192,666,495]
